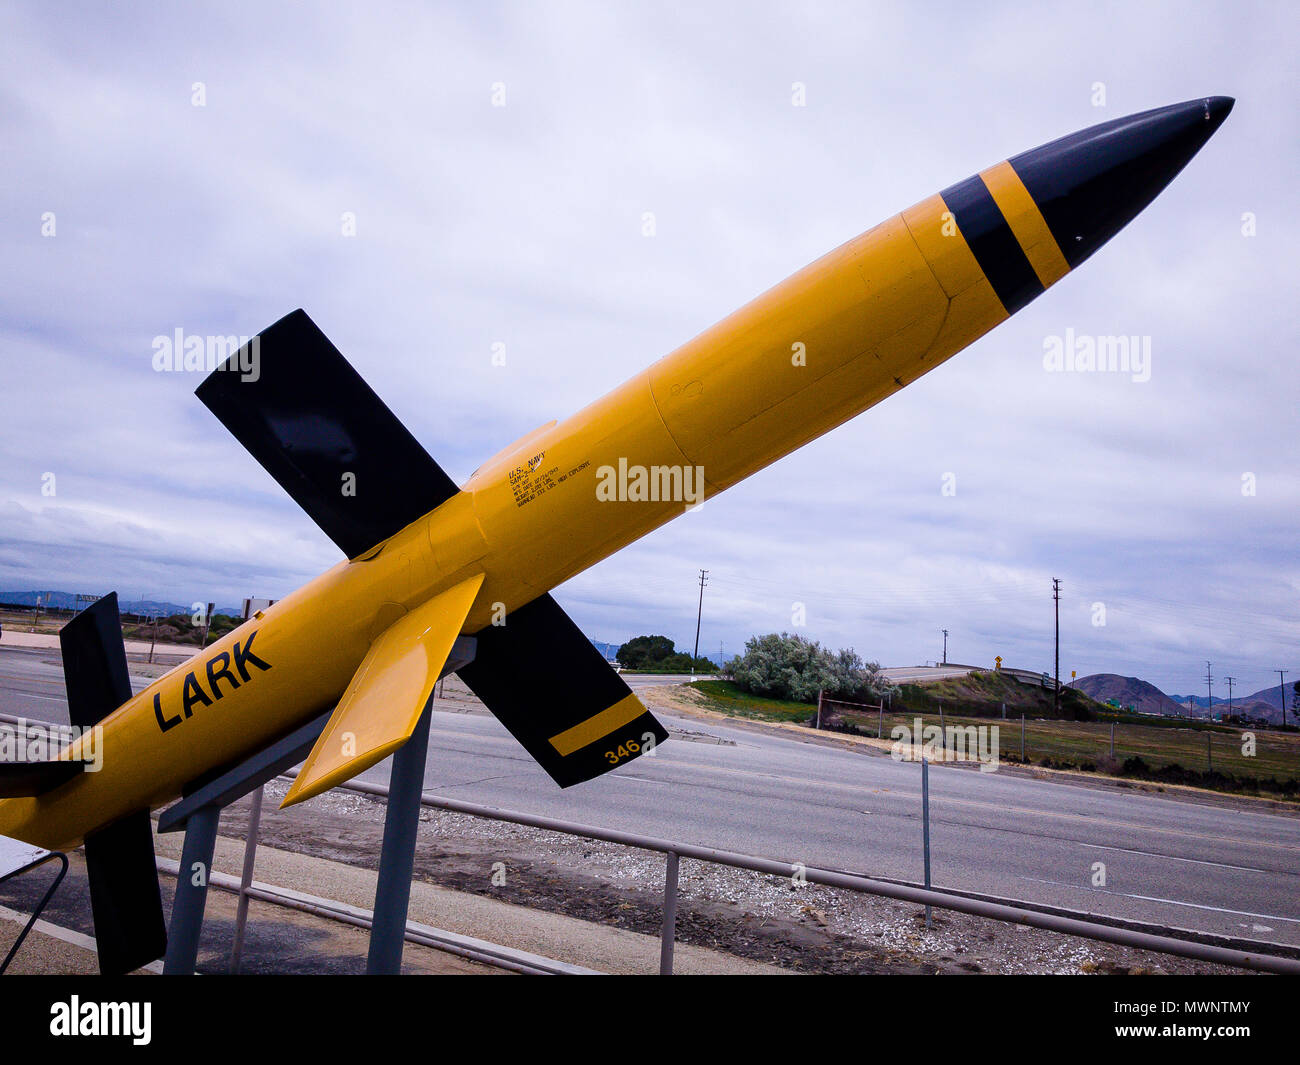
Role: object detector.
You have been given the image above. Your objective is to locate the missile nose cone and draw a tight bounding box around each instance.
[1009,97,1234,269]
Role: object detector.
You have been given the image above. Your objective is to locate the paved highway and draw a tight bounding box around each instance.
[3,645,1298,948]
[880,665,975,683]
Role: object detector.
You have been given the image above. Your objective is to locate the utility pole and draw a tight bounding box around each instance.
[1052,578,1061,715]
[691,569,709,665]
[1279,670,1289,728]
[1204,661,1213,721]
[199,602,215,649]
[1225,676,1235,718]
[941,629,948,665]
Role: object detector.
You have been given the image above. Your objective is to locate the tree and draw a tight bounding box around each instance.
[616,635,675,669]
[616,635,714,673]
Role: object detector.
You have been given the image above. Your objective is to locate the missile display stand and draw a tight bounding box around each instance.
[157,636,477,975]
[0,835,68,973]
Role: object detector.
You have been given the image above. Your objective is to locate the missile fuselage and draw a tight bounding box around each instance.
[0,98,1233,849]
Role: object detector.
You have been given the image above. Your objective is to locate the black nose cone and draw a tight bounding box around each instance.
[1009,97,1234,269]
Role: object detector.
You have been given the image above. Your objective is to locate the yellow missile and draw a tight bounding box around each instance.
[0,98,1232,878]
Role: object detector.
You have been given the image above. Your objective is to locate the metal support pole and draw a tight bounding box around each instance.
[1021,714,1026,761]
[163,805,220,974]
[1001,702,1005,720]
[229,784,264,973]
[367,696,433,974]
[659,850,679,975]
[921,758,932,928]
[1110,722,1115,758]
[815,688,822,730]
[877,703,883,739]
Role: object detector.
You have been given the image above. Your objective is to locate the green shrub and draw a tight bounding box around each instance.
[724,632,897,704]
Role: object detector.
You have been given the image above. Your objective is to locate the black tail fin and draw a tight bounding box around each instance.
[458,593,668,787]
[60,592,132,731]
[195,309,461,559]
[60,593,167,974]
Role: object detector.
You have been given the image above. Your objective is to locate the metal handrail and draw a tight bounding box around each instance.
[317,773,1300,975]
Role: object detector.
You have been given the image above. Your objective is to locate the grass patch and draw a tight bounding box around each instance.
[685,680,1300,801]
[895,670,1102,721]
[687,680,815,724]
[860,708,1300,800]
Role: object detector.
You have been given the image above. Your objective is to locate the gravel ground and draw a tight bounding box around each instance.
[241,775,1250,975]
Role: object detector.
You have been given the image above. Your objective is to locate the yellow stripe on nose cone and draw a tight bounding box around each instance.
[978,161,1071,288]
[548,693,646,756]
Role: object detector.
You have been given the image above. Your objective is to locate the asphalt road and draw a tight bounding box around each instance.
[4,645,1298,949]
[880,665,975,683]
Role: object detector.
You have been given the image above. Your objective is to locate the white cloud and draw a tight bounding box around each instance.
[0,0,1295,696]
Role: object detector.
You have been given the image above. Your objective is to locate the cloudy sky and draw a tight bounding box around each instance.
[1,1,1295,696]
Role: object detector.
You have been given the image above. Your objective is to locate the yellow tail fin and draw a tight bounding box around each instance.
[281,572,484,807]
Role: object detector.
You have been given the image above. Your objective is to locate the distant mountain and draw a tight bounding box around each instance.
[1,590,90,610]
[1074,674,1183,716]
[1237,683,1295,724]
[1,591,242,619]
[1168,694,1224,709]
[1169,687,1292,724]
[1242,682,1294,710]
[588,637,724,667]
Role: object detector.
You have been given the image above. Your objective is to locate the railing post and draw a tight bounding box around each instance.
[229,784,264,973]
[921,758,932,928]
[659,850,679,975]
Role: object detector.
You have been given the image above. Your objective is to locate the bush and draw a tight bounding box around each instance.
[1118,755,1299,798]
[724,632,897,704]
